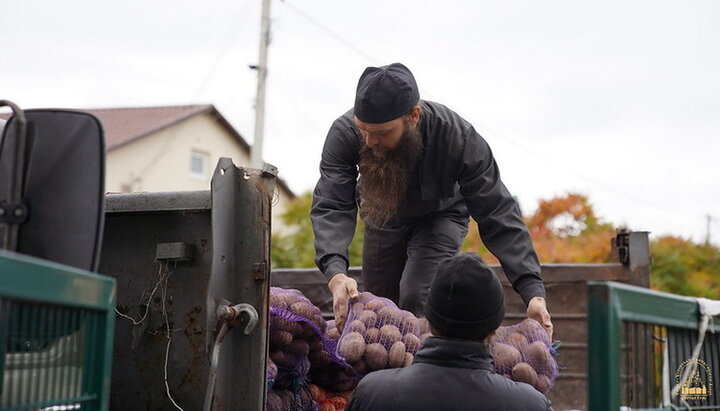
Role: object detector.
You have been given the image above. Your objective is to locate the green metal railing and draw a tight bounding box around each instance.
[588,281,720,411]
[0,250,115,410]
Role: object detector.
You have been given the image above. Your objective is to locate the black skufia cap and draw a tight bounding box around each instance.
[354,62,420,123]
[424,253,505,339]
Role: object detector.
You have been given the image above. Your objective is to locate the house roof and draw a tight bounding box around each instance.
[0,104,295,198]
[86,105,221,150]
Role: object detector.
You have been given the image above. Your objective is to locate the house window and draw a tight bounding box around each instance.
[190,151,208,179]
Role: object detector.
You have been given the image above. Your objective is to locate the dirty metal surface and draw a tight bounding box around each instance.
[100,159,275,410]
[100,207,213,410]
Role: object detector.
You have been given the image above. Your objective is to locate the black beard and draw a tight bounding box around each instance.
[357,123,423,226]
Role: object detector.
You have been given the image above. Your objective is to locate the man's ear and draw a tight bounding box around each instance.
[409,105,422,127]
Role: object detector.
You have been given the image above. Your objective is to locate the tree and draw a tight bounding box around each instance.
[462,193,616,263]
[650,236,720,299]
[272,192,364,268]
[273,191,720,299]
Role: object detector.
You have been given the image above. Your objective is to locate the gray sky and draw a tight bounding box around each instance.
[2,0,719,243]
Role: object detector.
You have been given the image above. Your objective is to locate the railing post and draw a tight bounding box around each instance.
[588,282,622,411]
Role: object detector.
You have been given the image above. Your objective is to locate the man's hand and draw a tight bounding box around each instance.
[328,273,359,331]
[527,296,553,341]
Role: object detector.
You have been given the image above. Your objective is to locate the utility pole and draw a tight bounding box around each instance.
[706,214,713,246]
[250,0,272,169]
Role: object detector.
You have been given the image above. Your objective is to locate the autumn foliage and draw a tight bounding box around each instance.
[272,191,720,299]
[462,193,615,264]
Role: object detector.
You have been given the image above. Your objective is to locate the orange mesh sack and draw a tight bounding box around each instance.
[489,319,559,394]
[336,292,431,375]
[308,384,352,411]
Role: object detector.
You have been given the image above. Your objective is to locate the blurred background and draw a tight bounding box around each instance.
[2,0,718,296]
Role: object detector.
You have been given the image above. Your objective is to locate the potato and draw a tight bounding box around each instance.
[419,332,432,346]
[277,389,295,410]
[269,349,293,368]
[348,319,366,335]
[350,301,365,317]
[354,359,368,374]
[289,301,314,318]
[399,312,419,335]
[491,342,522,372]
[512,362,538,386]
[377,306,402,325]
[365,298,386,312]
[288,338,310,357]
[364,343,389,370]
[402,333,421,353]
[358,291,375,303]
[266,390,283,411]
[309,349,332,369]
[388,341,406,368]
[402,352,414,367]
[308,334,323,351]
[506,332,529,351]
[379,324,402,345]
[327,326,340,341]
[365,327,380,344]
[338,332,366,363]
[522,341,553,373]
[270,330,293,348]
[534,374,552,394]
[493,325,512,341]
[357,310,378,328]
[517,319,549,344]
[272,317,302,336]
[269,292,290,310]
[416,318,431,334]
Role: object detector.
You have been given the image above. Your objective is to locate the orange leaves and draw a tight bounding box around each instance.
[463,193,615,263]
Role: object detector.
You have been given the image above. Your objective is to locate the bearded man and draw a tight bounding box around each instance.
[311,63,553,338]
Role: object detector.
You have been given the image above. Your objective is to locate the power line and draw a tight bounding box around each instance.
[280,1,379,64]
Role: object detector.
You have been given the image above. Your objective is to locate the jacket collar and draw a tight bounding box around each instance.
[413,336,494,371]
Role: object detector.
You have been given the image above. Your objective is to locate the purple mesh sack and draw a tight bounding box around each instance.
[266,386,317,411]
[269,287,359,393]
[489,318,559,394]
[336,292,431,375]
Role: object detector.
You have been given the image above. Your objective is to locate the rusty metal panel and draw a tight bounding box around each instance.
[100,158,275,410]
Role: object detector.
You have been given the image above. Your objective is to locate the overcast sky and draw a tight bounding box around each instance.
[2,0,719,244]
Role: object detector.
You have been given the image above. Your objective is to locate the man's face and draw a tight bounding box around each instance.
[354,116,405,152]
[354,106,421,153]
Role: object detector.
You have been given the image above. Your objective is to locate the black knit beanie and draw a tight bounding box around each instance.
[354,62,420,124]
[424,253,505,339]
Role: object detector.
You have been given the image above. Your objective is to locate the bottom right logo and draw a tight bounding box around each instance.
[676,357,714,401]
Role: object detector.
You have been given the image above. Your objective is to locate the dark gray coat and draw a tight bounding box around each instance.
[311,101,544,305]
[346,336,553,411]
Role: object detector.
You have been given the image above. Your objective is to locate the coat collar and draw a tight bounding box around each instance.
[413,336,495,371]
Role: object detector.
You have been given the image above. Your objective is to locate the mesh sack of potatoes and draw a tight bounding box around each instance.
[489,318,559,394]
[308,383,353,411]
[269,287,359,396]
[265,385,316,411]
[335,292,431,375]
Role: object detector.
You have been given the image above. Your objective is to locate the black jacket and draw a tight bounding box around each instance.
[311,101,544,305]
[346,336,553,411]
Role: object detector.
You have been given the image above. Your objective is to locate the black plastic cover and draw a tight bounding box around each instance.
[0,110,105,272]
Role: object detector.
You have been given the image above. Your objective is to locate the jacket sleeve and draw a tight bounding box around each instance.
[311,120,360,280]
[458,126,546,306]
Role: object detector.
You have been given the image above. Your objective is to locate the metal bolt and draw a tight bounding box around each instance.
[0,208,5,217]
[14,208,23,217]
[216,305,236,321]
